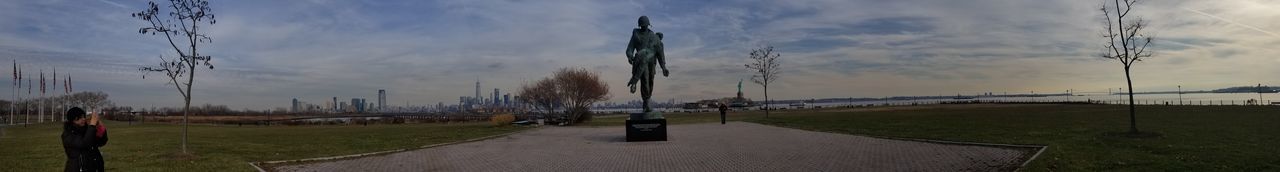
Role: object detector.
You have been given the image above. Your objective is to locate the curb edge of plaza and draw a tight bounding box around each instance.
[858,135,1049,171]
[749,121,1049,171]
[247,127,535,172]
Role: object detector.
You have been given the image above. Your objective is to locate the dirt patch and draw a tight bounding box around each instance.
[167,152,200,161]
[1101,131,1164,139]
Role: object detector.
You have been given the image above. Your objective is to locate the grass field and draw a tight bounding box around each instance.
[589,104,1280,171]
[0,121,525,172]
[5,104,1275,171]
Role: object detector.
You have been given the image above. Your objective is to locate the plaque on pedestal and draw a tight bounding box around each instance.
[626,112,667,142]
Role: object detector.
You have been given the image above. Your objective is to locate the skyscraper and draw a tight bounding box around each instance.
[353,99,359,112]
[493,88,500,105]
[475,79,481,105]
[291,98,299,113]
[339,101,347,112]
[333,97,338,112]
[378,89,386,111]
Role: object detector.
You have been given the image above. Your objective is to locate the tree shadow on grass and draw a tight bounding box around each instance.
[168,152,200,161]
[1101,131,1164,139]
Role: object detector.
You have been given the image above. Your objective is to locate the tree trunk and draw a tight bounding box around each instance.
[182,63,196,154]
[182,96,190,154]
[763,85,769,118]
[1125,66,1138,133]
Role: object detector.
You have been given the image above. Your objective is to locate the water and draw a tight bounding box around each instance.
[767,93,1277,108]
[591,93,1278,112]
[1055,93,1274,105]
[591,108,686,114]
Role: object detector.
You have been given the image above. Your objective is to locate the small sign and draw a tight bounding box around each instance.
[626,117,668,142]
[631,123,662,131]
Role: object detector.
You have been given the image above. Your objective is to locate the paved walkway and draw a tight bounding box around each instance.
[275,122,1031,172]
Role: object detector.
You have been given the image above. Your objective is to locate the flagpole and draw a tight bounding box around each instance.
[9,60,13,125]
[15,63,20,125]
[9,77,12,125]
[38,70,42,123]
[40,70,45,123]
[9,74,12,125]
[26,75,30,125]
[26,74,31,125]
[53,67,58,122]
[21,65,25,125]
[9,60,14,125]
[39,70,42,123]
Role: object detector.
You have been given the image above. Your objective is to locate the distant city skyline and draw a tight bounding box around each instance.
[1,0,1278,110]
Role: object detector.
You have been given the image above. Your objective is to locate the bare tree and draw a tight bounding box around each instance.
[745,46,781,118]
[67,91,113,111]
[1099,0,1154,134]
[132,0,217,154]
[553,67,610,124]
[517,67,610,125]
[519,78,561,116]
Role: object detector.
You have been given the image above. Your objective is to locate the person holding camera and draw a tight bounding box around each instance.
[62,107,109,172]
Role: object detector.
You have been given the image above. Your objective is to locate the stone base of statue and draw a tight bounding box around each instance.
[626,112,667,142]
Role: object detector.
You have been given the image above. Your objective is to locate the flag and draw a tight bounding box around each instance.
[40,70,45,94]
[11,60,15,86]
[17,64,21,88]
[64,75,69,94]
[52,67,56,92]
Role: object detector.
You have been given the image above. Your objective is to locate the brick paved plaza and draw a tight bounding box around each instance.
[275,122,1032,171]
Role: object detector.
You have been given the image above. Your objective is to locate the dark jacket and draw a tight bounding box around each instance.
[62,123,108,172]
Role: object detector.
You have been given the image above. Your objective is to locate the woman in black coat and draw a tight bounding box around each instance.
[62,107,108,172]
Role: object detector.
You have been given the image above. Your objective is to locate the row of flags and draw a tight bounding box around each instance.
[12,59,72,95]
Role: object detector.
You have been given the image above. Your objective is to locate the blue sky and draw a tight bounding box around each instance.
[2,0,1278,110]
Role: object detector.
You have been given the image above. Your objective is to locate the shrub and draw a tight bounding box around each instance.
[490,114,516,126]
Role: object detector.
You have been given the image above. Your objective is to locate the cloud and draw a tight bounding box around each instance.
[0,0,1277,109]
[1183,7,1280,38]
[96,0,129,9]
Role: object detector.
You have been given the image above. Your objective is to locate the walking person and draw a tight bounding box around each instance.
[718,103,728,124]
[62,107,108,172]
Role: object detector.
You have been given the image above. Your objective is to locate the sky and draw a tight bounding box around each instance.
[1,0,1278,110]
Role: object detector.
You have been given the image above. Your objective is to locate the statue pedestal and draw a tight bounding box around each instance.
[626,112,667,142]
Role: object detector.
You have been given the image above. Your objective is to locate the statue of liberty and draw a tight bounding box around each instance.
[737,78,744,98]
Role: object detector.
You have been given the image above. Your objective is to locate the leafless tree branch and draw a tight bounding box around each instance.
[1099,0,1154,133]
[744,46,782,118]
[131,0,216,154]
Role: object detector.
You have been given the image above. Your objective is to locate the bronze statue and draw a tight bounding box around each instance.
[625,16,669,113]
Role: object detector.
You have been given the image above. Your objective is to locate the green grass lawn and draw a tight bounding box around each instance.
[7,104,1272,171]
[586,104,1280,171]
[736,104,1280,171]
[0,121,525,172]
